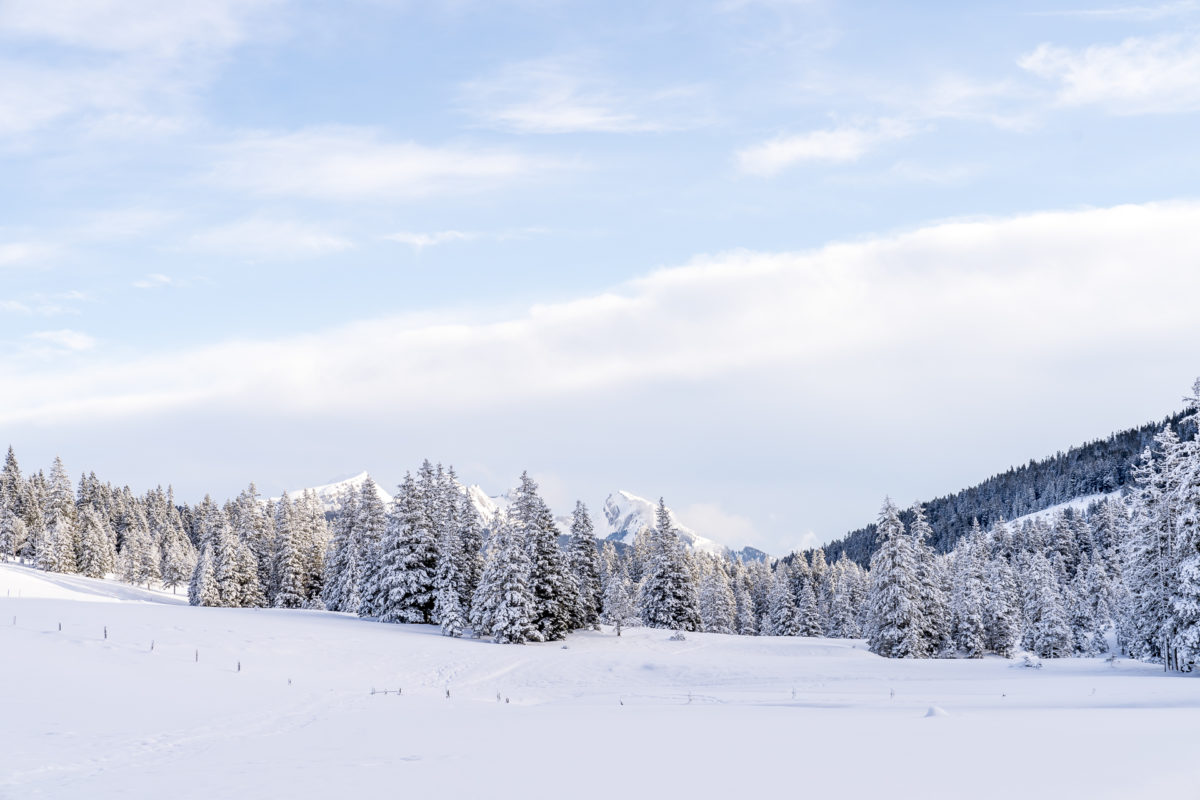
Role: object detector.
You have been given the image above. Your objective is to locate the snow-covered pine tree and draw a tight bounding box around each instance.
[1170,378,1200,668]
[865,498,922,658]
[734,578,758,636]
[353,475,392,618]
[322,488,360,612]
[372,473,439,624]
[229,483,273,595]
[638,498,701,632]
[77,507,116,579]
[160,517,196,595]
[1024,551,1073,658]
[471,511,536,644]
[766,571,801,636]
[910,504,952,655]
[797,579,823,637]
[699,558,736,634]
[984,554,1020,657]
[271,492,307,609]
[1124,430,1183,664]
[434,517,467,638]
[119,507,161,588]
[600,559,639,635]
[950,522,987,658]
[40,456,78,574]
[512,472,575,641]
[188,547,220,607]
[567,501,602,630]
[456,490,485,612]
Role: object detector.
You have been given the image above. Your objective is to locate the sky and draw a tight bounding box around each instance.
[3,0,1200,554]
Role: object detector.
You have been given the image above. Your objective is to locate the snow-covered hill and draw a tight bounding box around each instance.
[2,561,1195,800]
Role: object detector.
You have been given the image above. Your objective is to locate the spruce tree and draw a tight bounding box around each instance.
[567,501,603,630]
[373,473,438,624]
[638,498,701,632]
[699,559,736,634]
[865,498,921,658]
[471,512,536,644]
[512,472,575,641]
[271,492,307,609]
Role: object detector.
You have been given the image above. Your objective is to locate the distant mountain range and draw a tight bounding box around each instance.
[279,472,766,561]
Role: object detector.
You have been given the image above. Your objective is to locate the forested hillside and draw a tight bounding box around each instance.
[821,410,1197,566]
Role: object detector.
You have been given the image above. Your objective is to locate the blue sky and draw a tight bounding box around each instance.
[4,0,1200,553]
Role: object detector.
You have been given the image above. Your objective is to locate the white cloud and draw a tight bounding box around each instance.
[385,230,477,250]
[678,503,765,550]
[461,57,705,134]
[1028,2,1198,20]
[0,0,281,57]
[0,0,282,138]
[209,127,549,200]
[24,329,96,353]
[4,201,1200,426]
[132,274,174,289]
[736,119,914,176]
[1020,33,1200,113]
[188,219,353,259]
[0,241,57,266]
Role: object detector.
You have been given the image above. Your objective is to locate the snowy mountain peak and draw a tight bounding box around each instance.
[275,471,393,512]
[601,490,727,556]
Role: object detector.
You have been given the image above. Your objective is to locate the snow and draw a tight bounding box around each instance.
[4,562,1198,799]
[274,471,393,513]
[1006,492,1120,528]
[602,489,728,555]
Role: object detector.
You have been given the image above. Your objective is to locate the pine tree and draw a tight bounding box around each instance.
[865,499,921,658]
[77,507,116,579]
[911,504,952,655]
[567,501,602,630]
[434,519,467,637]
[984,556,1020,657]
[699,559,736,634]
[950,522,987,658]
[766,571,801,636]
[1171,379,1200,667]
[271,492,307,609]
[734,579,758,636]
[512,472,575,641]
[373,473,438,624]
[638,498,701,632]
[353,476,391,616]
[797,579,823,637]
[188,547,220,607]
[471,511,536,644]
[322,488,361,612]
[456,491,485,613]
[1025,552,1072,658]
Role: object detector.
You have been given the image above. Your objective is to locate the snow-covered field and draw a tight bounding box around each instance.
[2,562,1196,800]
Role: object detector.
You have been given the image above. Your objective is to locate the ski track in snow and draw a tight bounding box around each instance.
[2,561,1199,799]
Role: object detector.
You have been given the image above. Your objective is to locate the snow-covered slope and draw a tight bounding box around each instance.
[1005,491,1121,529]
[2,561,1196,800]
[601,490,726,555]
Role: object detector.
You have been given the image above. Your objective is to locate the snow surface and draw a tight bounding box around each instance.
[1005,492,1120,528]
[3,562,1198,799]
